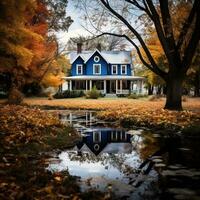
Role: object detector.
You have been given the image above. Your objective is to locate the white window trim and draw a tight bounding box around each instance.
[94,56,100,62]
[76,64,83,75]
[120,131,127,141]
[93,131,101,143]
[93,64,101,75]
[111,65,118,75]
[111,131,118,141]
[121,65,127,75]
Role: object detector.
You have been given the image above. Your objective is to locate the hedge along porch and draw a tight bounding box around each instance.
[62,76,146,95]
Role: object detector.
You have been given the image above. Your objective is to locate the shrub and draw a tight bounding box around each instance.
[148,94,164,101]
[86,85,100,99]
[128,94,148,99]
[54,90,85,99]
[0,91,8,99]
[117,94,129,97]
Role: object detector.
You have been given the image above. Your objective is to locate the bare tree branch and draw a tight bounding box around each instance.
[83,31,167,78]
[99,0,162,78]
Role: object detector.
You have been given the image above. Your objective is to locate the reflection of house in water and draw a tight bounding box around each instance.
[75,128,132,156]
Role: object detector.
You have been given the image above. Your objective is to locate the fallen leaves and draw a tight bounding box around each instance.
[0,105,68,149]
[22,97,200,130]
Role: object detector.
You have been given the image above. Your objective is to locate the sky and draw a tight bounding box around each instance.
[56,0,90,46]
[56,0,135,51]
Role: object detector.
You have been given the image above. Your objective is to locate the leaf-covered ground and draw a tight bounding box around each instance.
[21,97,200,131]
[0,105,105,200]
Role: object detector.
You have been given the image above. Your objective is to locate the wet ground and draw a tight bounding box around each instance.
[47,110,200,200]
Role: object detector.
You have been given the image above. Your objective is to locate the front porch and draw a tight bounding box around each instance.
[62,76,146,95]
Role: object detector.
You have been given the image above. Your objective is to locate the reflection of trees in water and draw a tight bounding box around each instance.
[131,132,160,161]
[67,151,139,175]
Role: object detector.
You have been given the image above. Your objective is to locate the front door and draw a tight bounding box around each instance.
[106,80,116,94]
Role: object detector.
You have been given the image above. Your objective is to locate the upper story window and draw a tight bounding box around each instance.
[93,131,101,143]
[111,65,118,75]
[111,131,118,141]
[76,64,83,75]
[93,64,101,75]
[121,65,127,75]
[94,56,100,62]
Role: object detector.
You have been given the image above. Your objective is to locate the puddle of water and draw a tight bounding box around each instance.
[47,110,200,199]
[47,111,160,198]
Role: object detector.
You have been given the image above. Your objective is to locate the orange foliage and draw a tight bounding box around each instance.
[22,98,200,130]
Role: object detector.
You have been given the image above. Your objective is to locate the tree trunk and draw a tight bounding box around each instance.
[194,70,200,97]
[148,84,153,95]
[8,70,25,105]
[164,77,184,110]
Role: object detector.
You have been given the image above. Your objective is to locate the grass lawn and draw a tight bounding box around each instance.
[21,97,200,131]
[1,96,200,131]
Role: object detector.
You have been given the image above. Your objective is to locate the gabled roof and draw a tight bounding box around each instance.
[69,49,132,64]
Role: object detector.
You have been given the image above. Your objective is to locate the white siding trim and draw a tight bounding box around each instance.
[93,131,101,143]
[76,64,83,75]
[93,64,101,75]
[121,65,127,75]
[111,65,118,75]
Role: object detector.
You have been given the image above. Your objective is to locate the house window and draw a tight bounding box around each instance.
[93,131,101,143]
[93,64,101,75]
[120,132,127,141]
[76,64,83,75]
[111,65,118,75]
[111,131,118,141]
[121,65,127,75]
[94,56,100,62]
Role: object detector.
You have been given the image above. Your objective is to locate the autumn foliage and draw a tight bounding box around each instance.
[0,0,69,104]
[23,98,200,131]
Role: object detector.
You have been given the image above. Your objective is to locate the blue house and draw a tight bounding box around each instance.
[62,45,146,95]
[75,128,132,156]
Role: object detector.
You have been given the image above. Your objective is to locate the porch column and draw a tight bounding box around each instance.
[140,80,143,94]
[104,80,106,94]
[116,80,118,94]
[90,80,92,90]
[130,81,132,93]
[69,80,72,91]
[120,80,122,94]
[86,80,88,91]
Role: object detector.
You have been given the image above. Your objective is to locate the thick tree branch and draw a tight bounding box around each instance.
[176,0,198,49]
[159,0,181,69]
[159,0,175,46]
[182,8,200,73]
[99,0,161,77]
[84,32,167,79]
[125,0,146,12]
[145,0,180,69]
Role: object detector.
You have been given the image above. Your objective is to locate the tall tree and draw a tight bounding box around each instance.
[75,0,200,110]
[0,0,72,103]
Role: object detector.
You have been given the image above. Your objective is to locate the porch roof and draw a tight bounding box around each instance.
[62,75,145,81]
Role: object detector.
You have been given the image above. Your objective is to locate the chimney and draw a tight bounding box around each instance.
[77,43,82,54]
[97,43,101,52]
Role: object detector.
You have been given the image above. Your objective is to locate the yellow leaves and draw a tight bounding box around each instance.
[19,27,44,42]
[0,105,64,148]
[24,98,200,130]
[3,40,33,69]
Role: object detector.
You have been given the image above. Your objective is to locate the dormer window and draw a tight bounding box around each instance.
[93,64,101,75]
[121,65,127,75]
[112,65,118,75]
[94,56,100,62]
[76,64,83,75]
